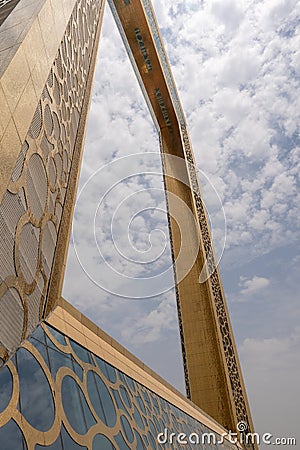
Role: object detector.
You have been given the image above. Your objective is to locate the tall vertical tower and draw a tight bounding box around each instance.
[0,0,255,444]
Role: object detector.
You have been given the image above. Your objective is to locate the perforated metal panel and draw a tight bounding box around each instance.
[0,288,23,352]
[0,0,103,359]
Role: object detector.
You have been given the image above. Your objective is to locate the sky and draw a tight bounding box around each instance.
[63,0,300,447]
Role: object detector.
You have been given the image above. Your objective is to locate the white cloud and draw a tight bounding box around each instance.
[238,275,271,298]
[240,329,300,448]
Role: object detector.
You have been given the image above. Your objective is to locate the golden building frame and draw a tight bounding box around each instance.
[0,0,254,439]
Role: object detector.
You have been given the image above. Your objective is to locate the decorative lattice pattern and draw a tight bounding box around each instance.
[180,124,250,430]
[0,323,239,449]
[0,0,102,361]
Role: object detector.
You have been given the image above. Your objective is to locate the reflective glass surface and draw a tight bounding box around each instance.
[114,431,131,450]
[120,414,134,443]
[61,424,88,450]
[0,323,240,450]
[17,348,55,432]
[62,375,94,435]
[0,418,27,450]
[92,434,115,450]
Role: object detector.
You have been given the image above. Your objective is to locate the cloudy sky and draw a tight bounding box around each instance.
[63,0,300,446]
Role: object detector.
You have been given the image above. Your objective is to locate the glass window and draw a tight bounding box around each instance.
[87,370,116,427]
[92,434,116,450]
[120,415,134,443]
[119,385,131,409]
[147,431,157,449]
[162,409,170,426]
[133,405,144,431]
[136,394,146,414]
[70,340,92,364]
[17,348,55,432]
[111,389,131,418]
[61,424,88,450]
[153,416,160,434]
[105,363,117,384]
[72,357,84,381]
[125,375,136,393]
[0,419,27,450]
[94,356,116,384]
[29,337,51,371]
[141,389,150,406]
[45,325,67,346]
[0,365,13,413]
[151,395,160,416]
[48,347,73,380]
[114,431,131,450]
[86,371,106,424]
[134,430,146,450]
[62,375,95,435]
[30,326,46,344]
[149,419,157,438]
[45,335,66,354]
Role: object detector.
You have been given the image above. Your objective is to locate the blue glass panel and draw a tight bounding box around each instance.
[70,340,91,364]
[94,356,116,383]
[133,405,144,430]
[92,434,115,450]
[29,338,51,370]
[149,419,157,438]
[77,381,96,431]
[106,363,117,383]
[143,434,149,447]
[159,418,165,432]
[18,348,55,432]
[151,395,160,415]
[35,434,62,449]
[136,394,146,414]
[61,424,88,450]
[114,432,131,450]
[72,357,84,381]
[126,376,136,392]
[0,365,13,413]
[45,325,67,346]
[0,419,27,450]
[62,376,88,435]
[120,415,134,443]
[142,389,150,406]
[119,385,131,408]
[86,371,105,424]
[45,335,66,353]
[30,325,46,344]
[134,430,146,450]
[148,431,156,449]
[89,371,116,427]
[162,409,170,426]
[48,347,73,380]
[94,355,107,376]
[112,389,131,418]
[153,416,160,433]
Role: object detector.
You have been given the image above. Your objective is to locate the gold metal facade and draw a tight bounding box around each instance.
[0,0,255,441]
[0,0,104,361]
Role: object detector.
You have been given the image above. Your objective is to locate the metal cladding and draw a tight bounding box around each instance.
[0,0,255,441]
